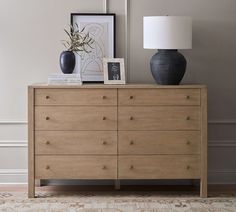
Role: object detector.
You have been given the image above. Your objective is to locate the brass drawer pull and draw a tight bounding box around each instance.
[102,165,107,170]
[102,141,107,145]
[45,117,50,120]
[45,96,50,99]
[102,96,107,99]
[186,165,191,170]
[46,165,50,170]
[130,141,134,145]
[186,116,190,120]
[130,165,134,170]
[129,96,134,99]
[46,141,50,145]
[130,116,134,120]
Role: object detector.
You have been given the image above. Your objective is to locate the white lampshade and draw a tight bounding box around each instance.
[143,16,192,49]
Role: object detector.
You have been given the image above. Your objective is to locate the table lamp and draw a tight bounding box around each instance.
[143,16,192,85]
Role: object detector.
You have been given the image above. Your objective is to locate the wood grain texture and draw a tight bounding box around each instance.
[118,89,200,106]
[28,85,207,198]
[35,131,117,155]
[30,84,206,89]
[200,88,208,198]
[28,87,35,198]
[118,155,200,179]
[35,106,117,131]
[118,106,200,130]
[35,89,117,106]
[35,156,117,179]
[118,131,200,155]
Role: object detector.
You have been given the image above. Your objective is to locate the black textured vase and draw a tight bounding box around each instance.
[150,50,187,85]
[60,51,76,74]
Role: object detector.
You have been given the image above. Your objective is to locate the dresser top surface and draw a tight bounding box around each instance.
[29,83,206,89]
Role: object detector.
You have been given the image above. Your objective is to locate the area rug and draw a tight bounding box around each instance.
[0,191,236,212]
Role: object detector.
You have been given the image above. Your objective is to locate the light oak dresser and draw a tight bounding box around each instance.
[28,84,207,198]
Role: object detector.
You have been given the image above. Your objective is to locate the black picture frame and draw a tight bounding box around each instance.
[71,13,116,82]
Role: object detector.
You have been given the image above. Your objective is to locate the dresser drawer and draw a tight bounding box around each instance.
[118,155,200,179]
[118,106,200,130]
[35,106,117,130]
[118,89,200,106]
[35,131,117,155]
[35,89,117,106]
[35,156,117,179]
[119,131,200,155]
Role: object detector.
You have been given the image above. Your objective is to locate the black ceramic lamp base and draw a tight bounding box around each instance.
[150,49,187,85]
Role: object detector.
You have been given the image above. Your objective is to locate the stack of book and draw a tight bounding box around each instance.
[48,73,82,85]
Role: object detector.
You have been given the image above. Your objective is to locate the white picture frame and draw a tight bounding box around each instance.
[103,58,126,84]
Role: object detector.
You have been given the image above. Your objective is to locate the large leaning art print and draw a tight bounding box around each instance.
[71,13,115,82]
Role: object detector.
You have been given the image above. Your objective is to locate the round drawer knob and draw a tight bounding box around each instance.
[46,117,50,120]
[103,117,106,120]
[186,116,190,120]
[102,141,107,145]
[129,96,134,100]
[130,116,134,120]
[186,165,191,170]
[186,95,190,100]
[46,141,50,145]
[130,165,134,170]
[46,165,50,170]
[186,141,191,145]
[102,165,107,170]
[130,141,134,145]
[46,96,50,99]
[102,96,107,99]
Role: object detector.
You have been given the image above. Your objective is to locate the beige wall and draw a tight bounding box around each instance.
[0,0,236,184]
[0,0,106,183]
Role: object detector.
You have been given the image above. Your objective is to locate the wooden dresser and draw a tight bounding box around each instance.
[28,84,207,198]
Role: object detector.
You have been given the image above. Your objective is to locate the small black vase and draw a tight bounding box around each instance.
[150,50,187,85]
[60,51,76,74]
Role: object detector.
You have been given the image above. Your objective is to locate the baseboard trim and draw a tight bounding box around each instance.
[209,170,236,184]
[0,169,28,184]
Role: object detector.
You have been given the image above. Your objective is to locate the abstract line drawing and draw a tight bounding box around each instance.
[71,14,115,82]
[79,22,108,77]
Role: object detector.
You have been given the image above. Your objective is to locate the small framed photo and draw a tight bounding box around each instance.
[103,58,126,84]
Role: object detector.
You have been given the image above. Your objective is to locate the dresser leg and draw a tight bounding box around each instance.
[28,178,35,198]
[115,180,120,190]
[200,179,208,198]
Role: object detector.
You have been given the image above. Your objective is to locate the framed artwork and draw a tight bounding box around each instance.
[71,13,116,82]
[103,58,126,84]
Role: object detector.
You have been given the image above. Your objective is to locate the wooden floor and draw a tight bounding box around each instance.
[0,184,235,196]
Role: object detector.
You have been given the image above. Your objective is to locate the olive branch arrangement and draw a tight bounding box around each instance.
[62,23,94,54]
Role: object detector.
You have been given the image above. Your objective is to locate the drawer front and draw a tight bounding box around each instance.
[119,131,200,155]
[118,106,200,130]
[35,106,117,130]
[35,89,117,105]
[35,131,117,155]
[35,156,117,179]
[118,155,200,179]
[118,89,200,106]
